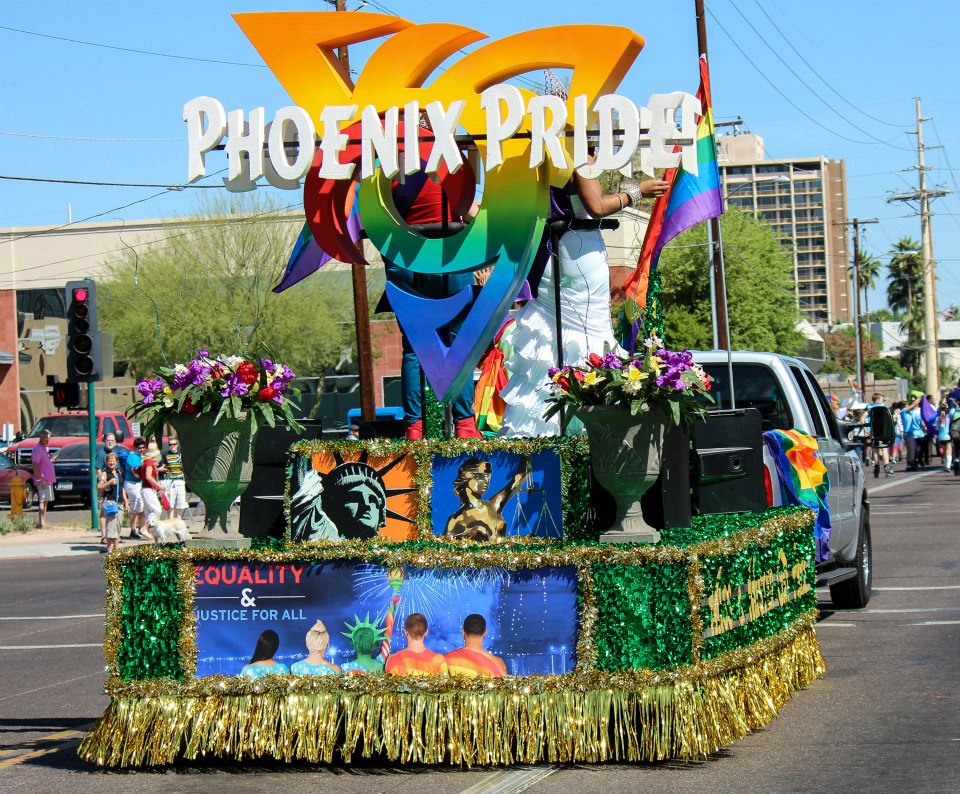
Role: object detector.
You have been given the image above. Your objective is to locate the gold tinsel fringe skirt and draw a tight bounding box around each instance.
[78,625,824,768]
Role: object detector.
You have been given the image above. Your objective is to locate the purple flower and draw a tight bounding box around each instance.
[272,391,284,405]
[656,371,685,391]
[188,361,211,386]
[220,374,249,398]
[547,367,561,379]
[261,357,274,371]
[197,349,210,359]
[279,364,295,383]
[602,352,623,370]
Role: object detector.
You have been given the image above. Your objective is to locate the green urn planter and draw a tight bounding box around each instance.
[167,413,259,533]
[576,404,667,545]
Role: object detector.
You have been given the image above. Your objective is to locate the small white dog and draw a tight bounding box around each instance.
[152,518,191,545]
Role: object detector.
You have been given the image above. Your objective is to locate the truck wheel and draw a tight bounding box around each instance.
[830,510,872,609]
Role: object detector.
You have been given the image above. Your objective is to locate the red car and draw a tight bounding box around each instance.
[6,411,134,469]
[0,454,35,508]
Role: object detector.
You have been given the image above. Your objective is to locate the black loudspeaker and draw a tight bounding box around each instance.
[359,419,406,440]
[640,422,692,529]
[239,420,324,538]
[691,408,766,515]
[590,423,692,533]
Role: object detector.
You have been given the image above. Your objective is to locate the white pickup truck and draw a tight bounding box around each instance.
[694,350,882,609]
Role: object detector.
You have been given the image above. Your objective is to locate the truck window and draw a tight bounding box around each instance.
[803,370,846,444]
[102,417,117,438]
[699,364,793,431]
[29,416,88,437]
[789,365,827,438]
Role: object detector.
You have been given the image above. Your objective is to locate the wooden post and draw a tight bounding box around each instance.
[336,0,376,422]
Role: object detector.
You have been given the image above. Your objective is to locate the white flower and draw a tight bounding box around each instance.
[643,333,664,351]
[225,355,245,370]
[623,380,643,395]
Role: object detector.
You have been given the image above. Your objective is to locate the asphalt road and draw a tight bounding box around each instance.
[1,467,958,793]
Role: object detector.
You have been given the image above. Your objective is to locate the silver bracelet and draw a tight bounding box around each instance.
[625,185,643,206]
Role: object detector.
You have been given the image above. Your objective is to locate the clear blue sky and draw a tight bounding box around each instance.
[2,1,958,311]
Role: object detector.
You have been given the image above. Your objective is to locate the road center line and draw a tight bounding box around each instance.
[0,614,105,621]
[868,470,939,493]
[861,607,960,614]
[815,622,857,627]
[874,585,960,591]
[459,765,558,794]
[0,728,90,771]
[908,621,960,626]
[0,643,103,649]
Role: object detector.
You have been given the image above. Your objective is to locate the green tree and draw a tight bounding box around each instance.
[864,356,912,382]
[886,237,924,378]
[850,251,883,320]
[657,207,802,353]
[99,194,370,379]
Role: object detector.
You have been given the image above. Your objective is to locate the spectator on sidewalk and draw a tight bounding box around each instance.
[31,430,56,529]
[164,437,188,519]
[123,437,146,539]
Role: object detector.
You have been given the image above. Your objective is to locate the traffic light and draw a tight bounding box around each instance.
[65,279,103,382]
[52,381,82,409]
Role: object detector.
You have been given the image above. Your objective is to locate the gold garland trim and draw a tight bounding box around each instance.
[80,619,825,768]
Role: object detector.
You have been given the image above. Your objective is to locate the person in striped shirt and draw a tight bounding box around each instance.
[164,437,187,519]
[384,613,448,677]
[444,614,507,678]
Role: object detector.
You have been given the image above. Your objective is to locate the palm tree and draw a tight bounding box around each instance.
[886,237,924,377]
[852,252,883,321]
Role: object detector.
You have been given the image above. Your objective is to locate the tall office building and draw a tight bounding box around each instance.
[717,133,851,325]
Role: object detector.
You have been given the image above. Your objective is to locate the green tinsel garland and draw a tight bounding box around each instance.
[592,561,693,670]
[424,382,445,440]
[116,558,185,680]
[643,267,665,340]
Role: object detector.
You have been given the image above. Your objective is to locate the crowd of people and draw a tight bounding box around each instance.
[91,433,187,552]
[835,387,960,477]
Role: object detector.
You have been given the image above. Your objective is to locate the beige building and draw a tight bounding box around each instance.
[1,209,651,433]
[716,133,851,326]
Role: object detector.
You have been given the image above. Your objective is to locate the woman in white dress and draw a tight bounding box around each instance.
[499,162,669,437]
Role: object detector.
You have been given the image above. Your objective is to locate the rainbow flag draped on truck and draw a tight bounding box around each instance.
[622,54,724,308]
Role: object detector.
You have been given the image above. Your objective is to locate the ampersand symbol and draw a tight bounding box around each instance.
[240,588,256,608]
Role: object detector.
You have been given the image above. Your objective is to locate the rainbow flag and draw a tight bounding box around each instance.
[623,54,724,307]
[763,429,832,562]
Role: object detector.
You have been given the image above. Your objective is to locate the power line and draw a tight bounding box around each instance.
[749,0,911,130]
[0,169,230,247]
[0,202,305,288]
[707,7,914,149]
[724,0,912,151]
[0,24,267,67]
[0,174,224,189]
[0,130,184,142]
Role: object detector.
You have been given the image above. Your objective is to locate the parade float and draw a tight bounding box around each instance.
[79,7,826,768]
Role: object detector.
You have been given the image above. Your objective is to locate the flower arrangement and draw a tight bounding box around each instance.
[128,350,303,433]
[543,336,713,429]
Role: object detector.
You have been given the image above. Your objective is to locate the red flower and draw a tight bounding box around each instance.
[588,353,604,368]
[555,376,570,391]
[237,361,258,385]
[182,397,199,414]
[258,386,278,402]
[573,370,585,382]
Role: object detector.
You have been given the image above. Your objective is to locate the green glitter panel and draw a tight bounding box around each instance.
[592,562,693,670]
[698,522,818,659]
[118,559,185,680]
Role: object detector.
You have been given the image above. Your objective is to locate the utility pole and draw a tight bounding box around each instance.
[839,218,878,399]
[889,98,950,398]
[335,0,376,422]
[695,0,729,353]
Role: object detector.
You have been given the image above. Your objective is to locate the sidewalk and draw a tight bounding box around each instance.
[0,506,238,559]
